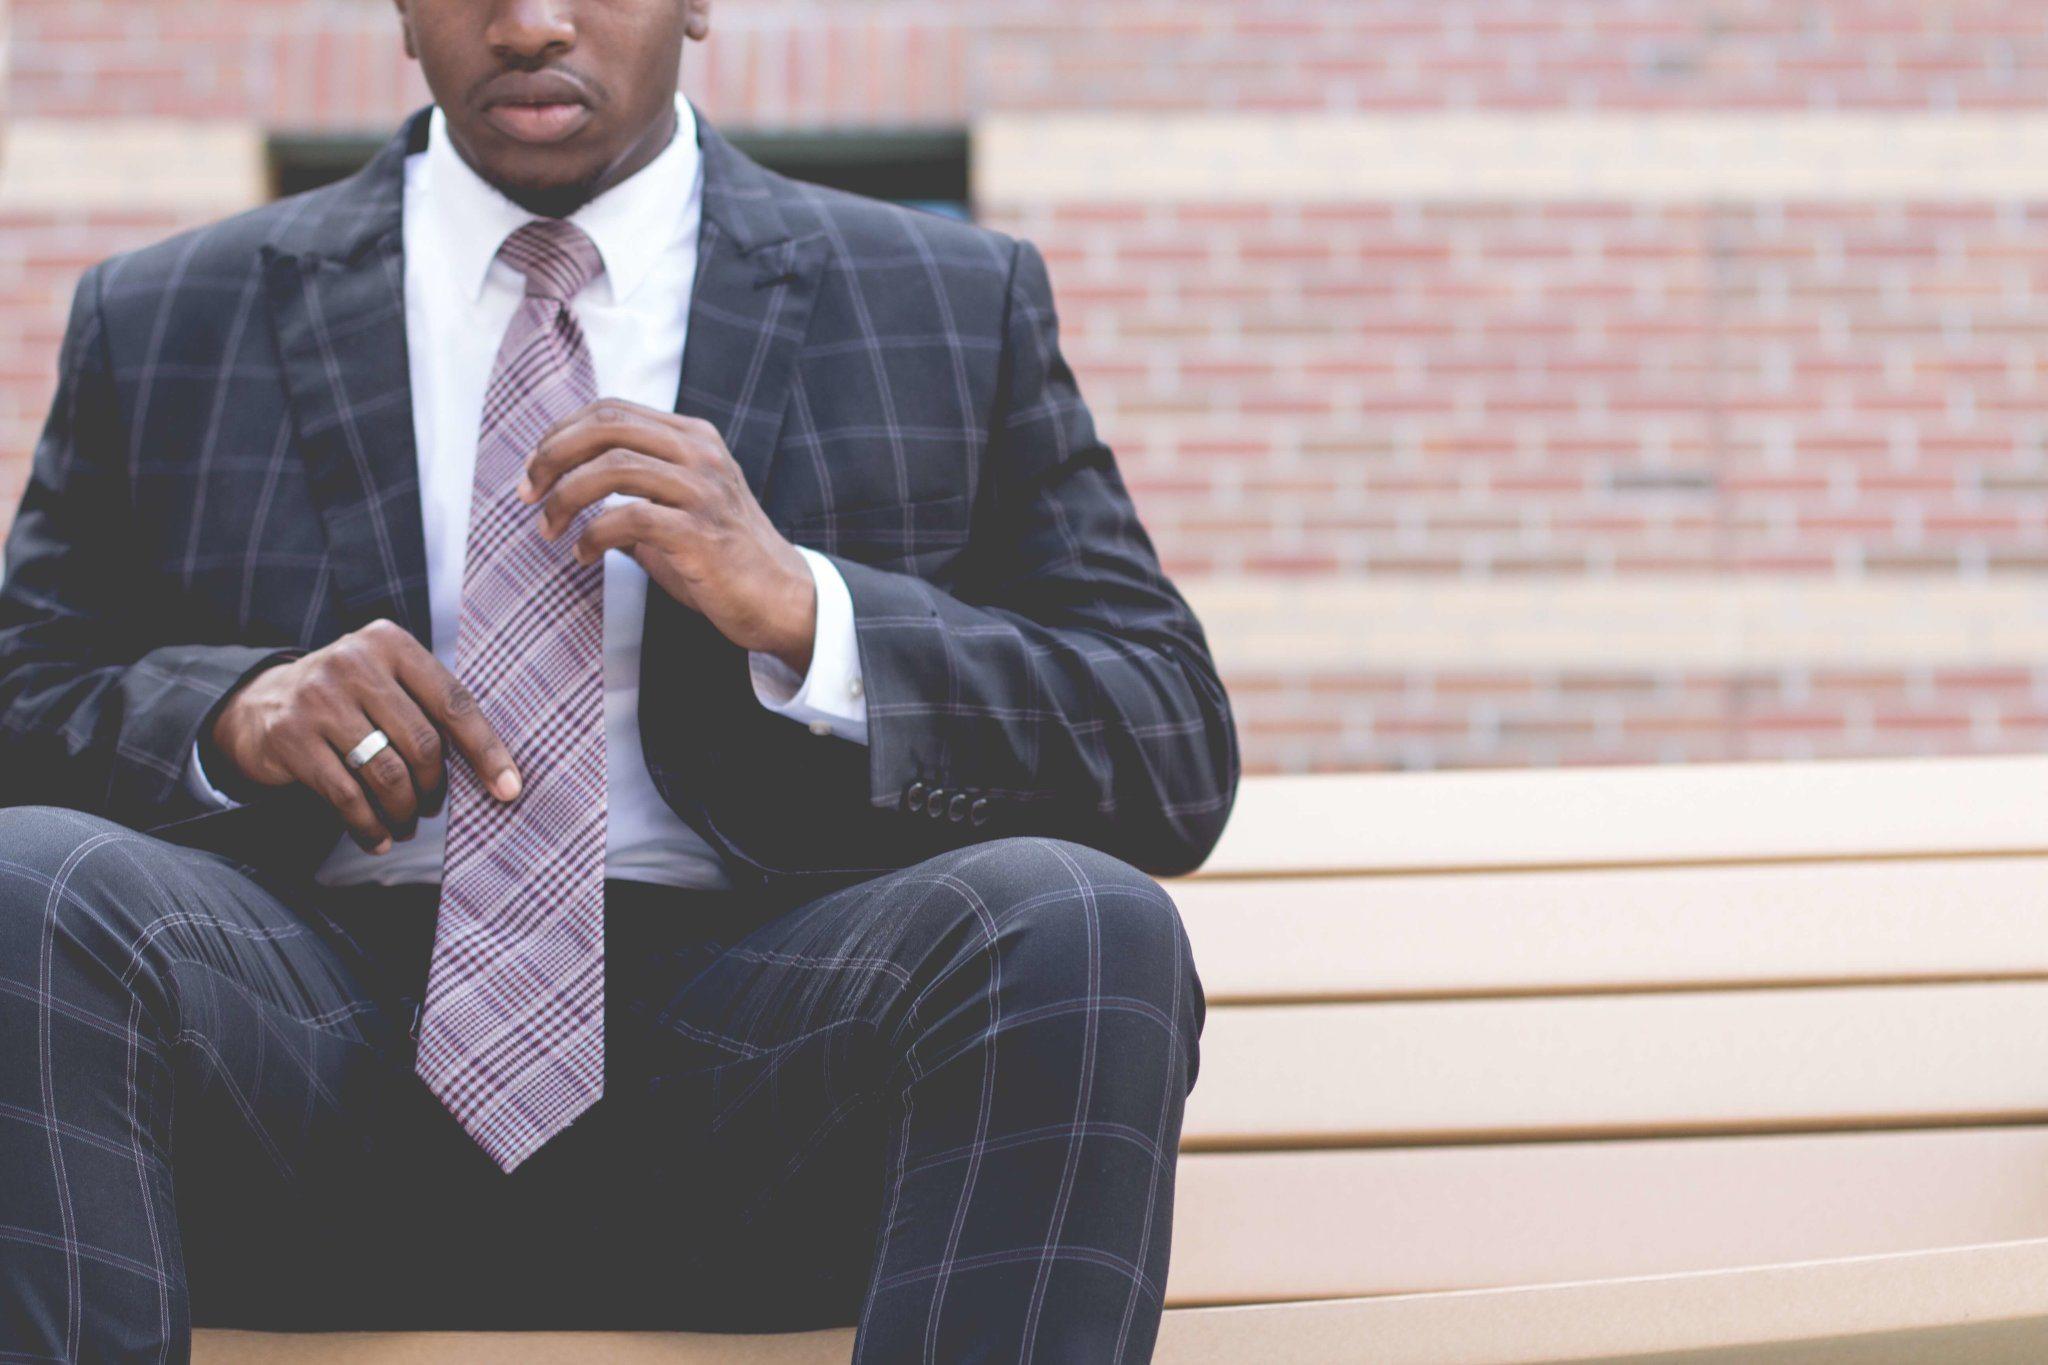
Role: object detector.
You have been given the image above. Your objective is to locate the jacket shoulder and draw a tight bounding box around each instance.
[773,174,1021,288]
[87,177,379,326]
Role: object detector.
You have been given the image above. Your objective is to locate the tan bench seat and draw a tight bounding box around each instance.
[196,754,2048,1362]
[196,1237,2048,1363]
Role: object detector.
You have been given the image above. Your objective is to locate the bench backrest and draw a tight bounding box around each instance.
[1163,754,2048,1305]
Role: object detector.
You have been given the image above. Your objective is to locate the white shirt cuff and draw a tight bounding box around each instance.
[186,739,243,809]
[749,546,869,745]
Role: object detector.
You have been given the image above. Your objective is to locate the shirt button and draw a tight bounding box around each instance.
[849,676,864,700]
[809,720,833,737]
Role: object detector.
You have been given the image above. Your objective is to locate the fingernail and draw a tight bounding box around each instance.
[516,477,534,503]
[495,769,522,801]
[372,838,392,856]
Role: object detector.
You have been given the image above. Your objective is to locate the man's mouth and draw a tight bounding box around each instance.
[481,99,593,145]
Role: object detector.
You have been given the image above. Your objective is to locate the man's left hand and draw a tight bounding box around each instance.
[519,398,816,674]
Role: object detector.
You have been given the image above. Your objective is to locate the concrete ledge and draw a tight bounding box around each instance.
[0,120,266,212]
[977,113,2048,204]
[1182,575,2048,674]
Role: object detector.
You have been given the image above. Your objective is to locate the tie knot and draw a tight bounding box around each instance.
[497,218,605,302]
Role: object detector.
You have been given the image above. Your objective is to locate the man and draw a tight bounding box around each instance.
[0,0,1237,1360]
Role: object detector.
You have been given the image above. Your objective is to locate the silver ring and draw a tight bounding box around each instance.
[344,729,392,771]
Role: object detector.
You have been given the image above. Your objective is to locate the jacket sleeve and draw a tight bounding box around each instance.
[831,237,1240,876]
[0,262,297,826]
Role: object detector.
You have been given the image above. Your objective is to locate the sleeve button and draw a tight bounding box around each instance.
[969,797,990,827]
[924,787,949,818]
[947,792,970,823]
[904,782,927,813]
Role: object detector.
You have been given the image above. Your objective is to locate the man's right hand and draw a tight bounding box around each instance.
[207,619,521,854]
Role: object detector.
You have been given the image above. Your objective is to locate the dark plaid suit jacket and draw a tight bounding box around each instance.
[0,107,1239,901]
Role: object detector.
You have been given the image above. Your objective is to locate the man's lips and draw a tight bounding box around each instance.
[480,100,593,144]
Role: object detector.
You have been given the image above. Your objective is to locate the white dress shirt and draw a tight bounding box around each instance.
[189,96,869,889]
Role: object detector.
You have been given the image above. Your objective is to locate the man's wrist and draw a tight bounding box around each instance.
[749,547,869,745]
[765,551,819,675]
[197,711,265,805]
[194,651,298,805]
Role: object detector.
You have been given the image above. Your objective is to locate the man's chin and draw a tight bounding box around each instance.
[487,166,607,220]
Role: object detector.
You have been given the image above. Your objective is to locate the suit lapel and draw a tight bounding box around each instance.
[639,116,832,808]
[262,112,434,646]
[260,109,821,654]
[674,116,829,504]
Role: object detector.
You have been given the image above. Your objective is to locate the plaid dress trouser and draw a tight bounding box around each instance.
[0,805,1203,1364]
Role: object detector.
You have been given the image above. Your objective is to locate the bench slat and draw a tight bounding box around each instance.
[1194,755,2048,877]
[1155,1239,2048,1365]
[1187,982,2048,1146]
[1174,855,2048,1003]
[1169,1127,2048,1302]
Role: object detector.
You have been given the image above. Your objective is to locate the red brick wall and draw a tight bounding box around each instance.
[997,197,2048,578]
[8,1,2048,775]
[986,0,2048,113]
[24,1,2038,123]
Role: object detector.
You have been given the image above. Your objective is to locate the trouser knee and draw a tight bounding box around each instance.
[0,804,140,961]
[923,836,1205,1092]
[0,805,242,1048]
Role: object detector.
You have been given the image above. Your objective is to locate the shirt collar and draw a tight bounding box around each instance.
[419,94,701,308]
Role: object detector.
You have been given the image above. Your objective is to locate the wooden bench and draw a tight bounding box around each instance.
[198,753,2048,1362]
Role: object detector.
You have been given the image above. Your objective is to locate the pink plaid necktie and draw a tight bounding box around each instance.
[417,218,608,1173]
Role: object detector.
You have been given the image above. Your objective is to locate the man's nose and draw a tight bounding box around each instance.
[485,0,576,62]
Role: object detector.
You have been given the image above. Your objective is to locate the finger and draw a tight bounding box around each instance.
[350,621,450,815]
[573,500,678,568]
[535,396,677,451]
[386,636,521,803]
[290,740,393,855]
[539,449,698,540]
[521,402,700,504]
[359,682,445,830]
[327,708,420,836]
